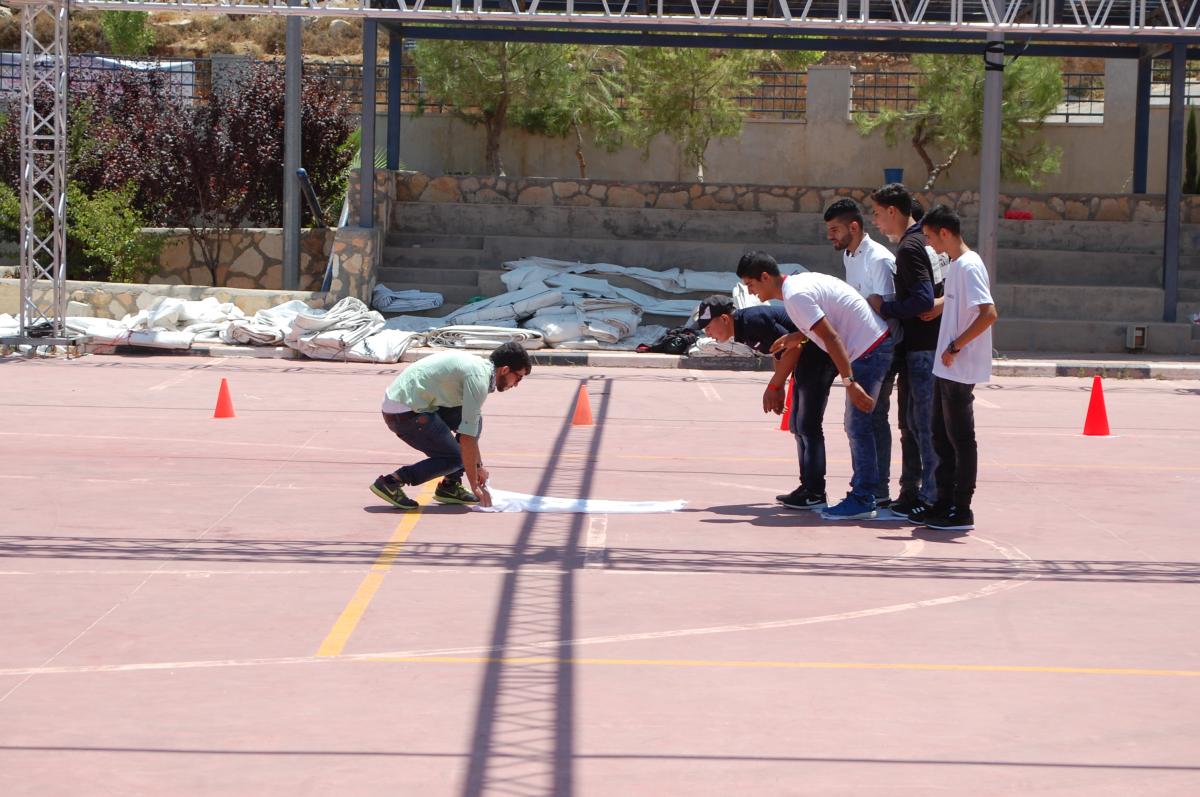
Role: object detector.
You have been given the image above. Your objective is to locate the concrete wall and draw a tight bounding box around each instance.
[381,61,1198,195]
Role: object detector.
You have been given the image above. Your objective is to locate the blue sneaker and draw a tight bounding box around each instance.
[821,494,878,521]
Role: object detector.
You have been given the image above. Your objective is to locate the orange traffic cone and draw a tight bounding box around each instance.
[779,378,793,432]
[1082,374,1109,436]
[213,378,236,419]
[571,384,593,426]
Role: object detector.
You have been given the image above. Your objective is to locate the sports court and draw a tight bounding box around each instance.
[1,354,1198,795]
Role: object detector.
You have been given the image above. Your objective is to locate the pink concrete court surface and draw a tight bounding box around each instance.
[1,354,1198,796]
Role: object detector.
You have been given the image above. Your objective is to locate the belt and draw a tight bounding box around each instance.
[862,330,890,357]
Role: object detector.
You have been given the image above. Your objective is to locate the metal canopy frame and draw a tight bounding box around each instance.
[8,1,1199,344]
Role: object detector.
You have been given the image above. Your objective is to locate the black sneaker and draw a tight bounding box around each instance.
[875,496,894,509]
[908,502,947,524]
[434,478,479,505]
[778,486,827,511]
[889,496,924,517]
[370,475,418,510]
[924,508,975,531]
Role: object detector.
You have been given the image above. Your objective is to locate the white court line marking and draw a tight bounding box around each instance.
[584,515,609,567]
[709,480,780,495]
[689,370,723,403]
[147,359,225,393]
[975,397,1001,409]
[0,427,326,704]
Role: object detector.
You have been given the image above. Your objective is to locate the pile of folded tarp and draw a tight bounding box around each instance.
[376,256,807,352]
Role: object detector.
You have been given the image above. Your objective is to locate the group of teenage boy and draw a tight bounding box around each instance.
[696,184,998,531]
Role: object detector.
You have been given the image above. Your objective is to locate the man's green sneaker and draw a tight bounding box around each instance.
[433,478,479,505]
[371,475,418,510]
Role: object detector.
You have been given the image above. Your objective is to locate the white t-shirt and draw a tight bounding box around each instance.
[782,272,888,361]
[933,250,994,385]
[843,233,896,299]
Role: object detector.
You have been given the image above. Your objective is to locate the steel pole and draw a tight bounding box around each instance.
[977,32,1004,287]
[387,28,403,170]
[1132,55,1151,195]
[282,0,302,290]
[359,19,378,229]
[1162,44,1185,323]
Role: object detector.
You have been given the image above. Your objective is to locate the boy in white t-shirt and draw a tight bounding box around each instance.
[916,205,999,532]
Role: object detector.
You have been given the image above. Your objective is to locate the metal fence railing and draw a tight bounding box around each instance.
[0,52,212,105]
[3,53,1128,125]
[737,69,807,119]
[850,69,923,114]
[1150,60,1200,104]
[1048,72,1105,123]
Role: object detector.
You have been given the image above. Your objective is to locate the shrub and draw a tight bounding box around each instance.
[99,11,155,56]
[66,182,163,283]
[0,181,18,243]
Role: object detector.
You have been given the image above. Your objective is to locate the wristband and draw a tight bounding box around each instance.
[946,341,960,354]
[767,383,785,392]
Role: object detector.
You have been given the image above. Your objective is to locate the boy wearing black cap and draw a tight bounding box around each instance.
[696,295,837,510]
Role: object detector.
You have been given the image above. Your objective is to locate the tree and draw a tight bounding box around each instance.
[857,54,1064,190]
[513,46,625,179]
[412,41,580,175]
[619,47,822,182]
[1186,107,1198,194]
[99,12,155,57]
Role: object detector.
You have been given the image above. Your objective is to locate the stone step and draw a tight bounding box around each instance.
[994,317,1200,355]
[395,200,1200,254]
[385,232,486,250]
[377,266,481,287]
[992,285,1164,322]
[394,202,831,245]
[380,248,484,270]
[997,250,1163,287]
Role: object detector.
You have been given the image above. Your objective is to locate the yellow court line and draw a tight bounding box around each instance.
[358,656,1200,678]
[316,482,436,658]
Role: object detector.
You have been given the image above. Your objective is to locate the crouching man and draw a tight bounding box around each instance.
[370,342,532,510]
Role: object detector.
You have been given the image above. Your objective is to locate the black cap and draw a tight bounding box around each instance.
[696,295,736,329]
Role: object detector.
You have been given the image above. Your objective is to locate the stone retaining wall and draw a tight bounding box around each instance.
[394,171,1200,224]
[152,228,333,291]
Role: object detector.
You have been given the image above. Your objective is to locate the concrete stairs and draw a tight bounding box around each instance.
[378,201,1200,354]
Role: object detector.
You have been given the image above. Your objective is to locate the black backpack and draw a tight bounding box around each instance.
[637,326,699,355]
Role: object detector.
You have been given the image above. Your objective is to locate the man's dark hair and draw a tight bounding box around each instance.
[911,198,925,223]
[736,250,781,280]
[491,341,533,372]
[871,182,914,217]
[920,204,962,236]
[823,198,864,229]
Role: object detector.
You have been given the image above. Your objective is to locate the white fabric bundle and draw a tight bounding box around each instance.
[424,325,544,350]
[371,284,444,313]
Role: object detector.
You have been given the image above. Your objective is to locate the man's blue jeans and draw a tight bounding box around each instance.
[904,349,940,505]
[788,342,838,494]
[384,407,476,486]
[842,335,895,502]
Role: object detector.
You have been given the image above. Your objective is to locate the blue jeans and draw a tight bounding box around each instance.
[842,335,895,502]
[788,342,838,494]
[904,349,940,505]
[384,407,476,486]
[871,348,904,500]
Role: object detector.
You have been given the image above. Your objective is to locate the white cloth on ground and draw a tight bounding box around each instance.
[371,284,444,313]
[473,488,686,514]
[425,325,544,350]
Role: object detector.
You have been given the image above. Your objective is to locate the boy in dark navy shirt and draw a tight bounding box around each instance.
[696,295,838,510]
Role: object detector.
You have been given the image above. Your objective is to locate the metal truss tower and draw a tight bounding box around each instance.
[3,0,77,348]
